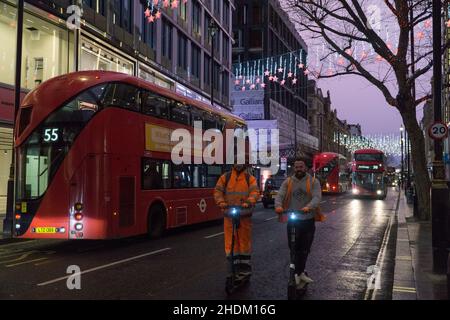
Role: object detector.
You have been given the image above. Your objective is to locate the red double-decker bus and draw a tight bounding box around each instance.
[13,71,246,240]
[312,152,349,194]
[351,149,387,199]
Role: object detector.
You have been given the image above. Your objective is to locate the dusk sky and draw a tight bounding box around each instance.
[317,75,406,135]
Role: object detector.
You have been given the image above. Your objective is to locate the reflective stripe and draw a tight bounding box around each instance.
[215,185,225,192]
[248,186,258,191]
[225,191,249,196]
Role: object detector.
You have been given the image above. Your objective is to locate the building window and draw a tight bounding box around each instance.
[0,4,75,89]
[252,4,262,25]
[178,0,187,21]
[192,0,201,35]
[178,33,188,71]
[222,71,229,97]
[243,5,247,25]
[80,38,134,75]
[191,44,201,79]
[162,19,173,60]
[233,29,243,48]
[83,0,105,15]
[223,1,229,30]
[222,34,229,62]
[213,29,220,55]
[113,0,132,32]
[204,54,211,85]
[142,15,156,49]
[214,0,220,18]
[204,14,211,46]
[249,29,263,48]
[213,62,220,91]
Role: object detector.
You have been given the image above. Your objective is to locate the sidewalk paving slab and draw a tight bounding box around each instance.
[393,192,448,300]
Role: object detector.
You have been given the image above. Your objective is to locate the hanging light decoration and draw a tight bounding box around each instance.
[143,0,187,23]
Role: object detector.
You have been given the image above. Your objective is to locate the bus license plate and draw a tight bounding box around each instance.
[35,227,57,234]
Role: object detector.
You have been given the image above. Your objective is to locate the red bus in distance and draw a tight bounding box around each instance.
[313,152,349,194]
[350,149,387,199]
[13,71,246,240]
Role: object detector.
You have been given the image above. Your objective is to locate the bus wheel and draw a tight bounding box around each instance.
[148,205,166,239]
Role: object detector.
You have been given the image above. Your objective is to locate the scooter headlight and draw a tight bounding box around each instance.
[231,208,238,215]
[289,212,298,220]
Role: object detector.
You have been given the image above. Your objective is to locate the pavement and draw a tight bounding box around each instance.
[392,190,449,300]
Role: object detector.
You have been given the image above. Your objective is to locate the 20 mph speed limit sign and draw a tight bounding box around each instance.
[428,122,449,140]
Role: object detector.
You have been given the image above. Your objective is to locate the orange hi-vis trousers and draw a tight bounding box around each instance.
[224,216,252,274]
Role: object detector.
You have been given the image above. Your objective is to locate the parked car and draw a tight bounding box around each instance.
[262,177,285,208]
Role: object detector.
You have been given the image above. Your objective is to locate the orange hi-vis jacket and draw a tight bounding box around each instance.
[214,169,260,256]
[213,169,260,216]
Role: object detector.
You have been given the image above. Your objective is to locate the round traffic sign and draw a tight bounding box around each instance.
[428,122,449,140]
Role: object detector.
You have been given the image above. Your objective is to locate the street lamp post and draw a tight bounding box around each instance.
[208,20,218,106]
[4,0,24,237]
[431,0,450,274]
[400,126,404,187]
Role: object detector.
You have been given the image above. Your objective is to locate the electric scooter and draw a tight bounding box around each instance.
[286,210,308,300]
[225,205,250,295]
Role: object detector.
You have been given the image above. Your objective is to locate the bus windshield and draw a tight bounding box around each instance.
[17,84,107,199]
[315,159,337,181]
[354,153,383,162]
[353,172,384,191]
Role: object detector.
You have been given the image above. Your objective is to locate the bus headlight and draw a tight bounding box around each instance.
[74,223,83,231]
[352,188,359,195]
[377,190,383,195]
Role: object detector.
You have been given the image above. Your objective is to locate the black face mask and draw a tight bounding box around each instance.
[295,171,306,180]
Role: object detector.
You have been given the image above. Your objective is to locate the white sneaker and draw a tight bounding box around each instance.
[299,272,314,284]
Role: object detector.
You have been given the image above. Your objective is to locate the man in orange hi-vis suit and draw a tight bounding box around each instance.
[214,163,260,280]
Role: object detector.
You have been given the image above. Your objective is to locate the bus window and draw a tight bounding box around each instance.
[193,165,207,188]
[203,115,218,130]
[170,102,191,126]
[142,158,171,190]
[173,164,193,188]
[206,165,223,187]
[102,83,140,111]
[142,90,169,119]
[191,107,203,125]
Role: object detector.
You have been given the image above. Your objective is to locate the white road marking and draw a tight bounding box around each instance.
[37,248,171,286]
[204,232,224,239]
[264,216,278,221]
[6,258,48,268]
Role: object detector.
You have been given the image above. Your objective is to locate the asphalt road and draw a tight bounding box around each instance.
[0,188,398,300]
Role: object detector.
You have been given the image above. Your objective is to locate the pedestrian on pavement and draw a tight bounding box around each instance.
[214,161,260,281]
[274,159,322,288]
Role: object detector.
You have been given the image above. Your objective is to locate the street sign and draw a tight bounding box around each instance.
[281,157,287,170]
[428,122,449,140]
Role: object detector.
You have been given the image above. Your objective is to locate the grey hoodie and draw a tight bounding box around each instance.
[274,173,322,220]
